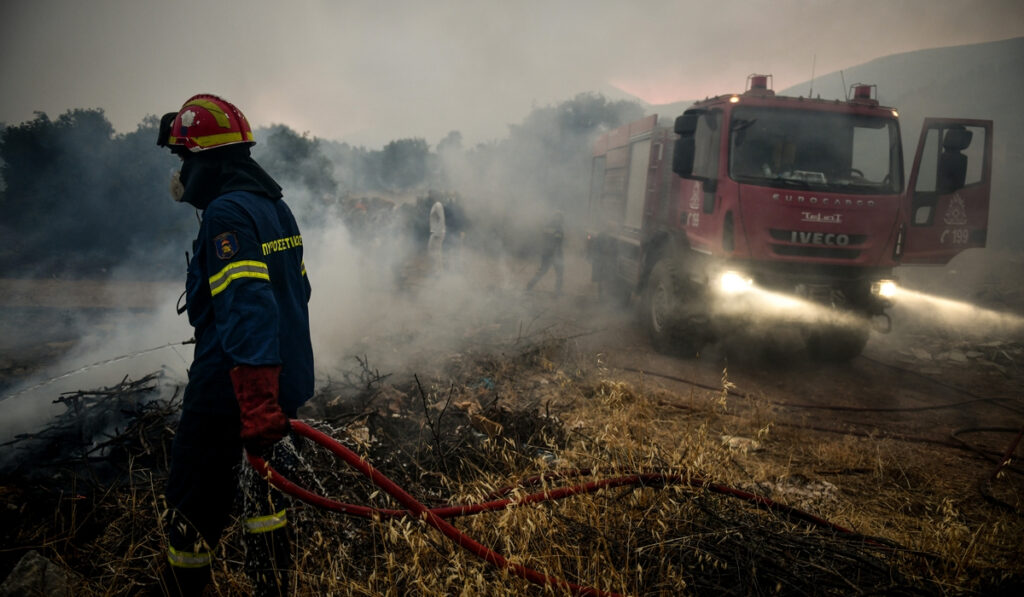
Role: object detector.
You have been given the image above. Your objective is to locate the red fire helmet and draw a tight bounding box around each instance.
[166,94,255,152]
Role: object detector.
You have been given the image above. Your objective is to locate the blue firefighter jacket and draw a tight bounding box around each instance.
[183,190,314,415]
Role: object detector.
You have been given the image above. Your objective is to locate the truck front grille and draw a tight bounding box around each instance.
[768,229,866,260]
[771,245,861,259]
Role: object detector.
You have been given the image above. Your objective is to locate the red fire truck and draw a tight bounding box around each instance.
[587,75,992,360]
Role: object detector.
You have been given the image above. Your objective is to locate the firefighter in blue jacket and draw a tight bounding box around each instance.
[155,94,314,596]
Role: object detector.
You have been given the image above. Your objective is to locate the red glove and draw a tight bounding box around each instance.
[230,364,289,454]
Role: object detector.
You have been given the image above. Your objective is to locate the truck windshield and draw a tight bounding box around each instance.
[729,106,901,194]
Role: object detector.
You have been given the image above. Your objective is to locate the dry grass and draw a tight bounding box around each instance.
[2,338,1022,596]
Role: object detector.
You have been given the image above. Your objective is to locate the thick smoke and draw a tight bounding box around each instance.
[3,36,1023,448]
[0,110,190,279]
[0,291,191,444]
[249,93,644,378]
[0,93,642,446]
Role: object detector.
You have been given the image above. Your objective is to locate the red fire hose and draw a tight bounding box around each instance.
[249,420,620,596]
[247,420,877,596]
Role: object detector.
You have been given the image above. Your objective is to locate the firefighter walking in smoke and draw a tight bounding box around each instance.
[427,193,446,272]
[526,212,565,296]
[154,94,314,596]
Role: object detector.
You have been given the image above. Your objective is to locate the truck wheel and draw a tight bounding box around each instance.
[804,322,870,362]
[645,261,705,357]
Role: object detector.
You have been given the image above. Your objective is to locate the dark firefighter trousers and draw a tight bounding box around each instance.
[162,409,302,597]
[526,247,564,295]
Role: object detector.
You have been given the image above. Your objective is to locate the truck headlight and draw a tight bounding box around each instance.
[871,279,898,298]
[718,271,754,294]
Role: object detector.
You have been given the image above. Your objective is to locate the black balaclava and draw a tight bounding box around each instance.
[178,144,283,210]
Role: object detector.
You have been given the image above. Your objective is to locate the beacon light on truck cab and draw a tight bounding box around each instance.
[586,74,992,360]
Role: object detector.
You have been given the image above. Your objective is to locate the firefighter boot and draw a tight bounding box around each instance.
[159,509,218,597]
[244,524,291,597]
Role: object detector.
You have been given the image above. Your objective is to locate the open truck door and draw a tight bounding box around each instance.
[902,118,993,265]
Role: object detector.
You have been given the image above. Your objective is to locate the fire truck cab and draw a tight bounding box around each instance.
[587,75,993,360]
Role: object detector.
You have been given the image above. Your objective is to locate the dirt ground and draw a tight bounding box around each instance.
[1,247,1022,594]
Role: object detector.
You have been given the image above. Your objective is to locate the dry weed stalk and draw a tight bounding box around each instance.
[4,339,1022,595]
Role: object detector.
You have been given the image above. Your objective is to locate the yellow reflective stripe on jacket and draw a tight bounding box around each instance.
[167,546,213,569]
[208,260,270,297]
[244,509,288,534]
[301,261,307,277]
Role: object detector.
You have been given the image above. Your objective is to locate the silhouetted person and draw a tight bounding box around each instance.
[428,197,446,273]
[526,212,564,295]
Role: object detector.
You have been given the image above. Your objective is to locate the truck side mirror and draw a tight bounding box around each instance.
[672,137,695,177]
[672,113,699,177]
[674,113,699,136]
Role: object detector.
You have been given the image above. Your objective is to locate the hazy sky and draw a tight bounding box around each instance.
[2,0,1022,148]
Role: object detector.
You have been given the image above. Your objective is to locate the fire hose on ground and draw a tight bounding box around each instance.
[247,420,895,597]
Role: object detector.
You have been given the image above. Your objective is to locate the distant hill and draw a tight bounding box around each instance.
[781,36,1023,145]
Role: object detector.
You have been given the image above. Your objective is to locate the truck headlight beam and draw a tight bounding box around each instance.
[718,271,754,294]
[871,279,898,298]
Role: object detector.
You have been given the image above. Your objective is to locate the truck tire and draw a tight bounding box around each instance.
[644,261,706,357]
[804,321,870,362]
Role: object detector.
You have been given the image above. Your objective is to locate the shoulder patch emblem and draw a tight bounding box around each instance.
[214,232,239,260]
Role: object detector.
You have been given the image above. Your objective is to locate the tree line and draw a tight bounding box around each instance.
[0,93,643,279]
